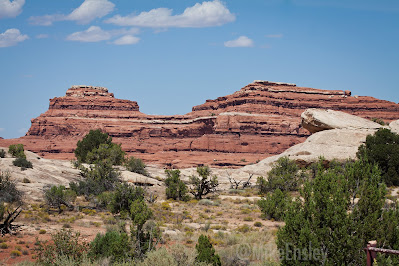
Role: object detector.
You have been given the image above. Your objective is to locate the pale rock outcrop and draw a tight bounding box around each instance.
[390,120,399,134]
[301,109,382,133]
[239,109,385,176]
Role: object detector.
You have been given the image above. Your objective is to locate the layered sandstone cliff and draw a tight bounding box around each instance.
[1,82,398,168]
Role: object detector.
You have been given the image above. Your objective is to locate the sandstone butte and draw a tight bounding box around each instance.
[1,81,399,168]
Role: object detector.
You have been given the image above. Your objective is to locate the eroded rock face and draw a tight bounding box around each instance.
[1,82,399,168]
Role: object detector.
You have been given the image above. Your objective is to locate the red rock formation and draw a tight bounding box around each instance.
[1,82,398,168]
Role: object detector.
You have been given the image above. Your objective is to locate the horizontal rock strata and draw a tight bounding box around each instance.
[1,82,399,168]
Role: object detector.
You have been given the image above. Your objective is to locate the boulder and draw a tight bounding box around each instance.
[301,109,383,133]
[390,120,399,134]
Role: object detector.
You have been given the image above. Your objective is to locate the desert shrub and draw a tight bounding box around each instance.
[130,199,161,258]
[168,244,197,266]
[13,157,32,170]
[0,149,5,158]
[357,128,399,186]
[108,182,145,216]
[70,161,121,198]
[165,169,189,201]
[35,229,89,265]
[10,250,21,257]
[0,170,22,204]
[44,185,76,213]
[96,191,113,209]
[276,159,399,265]
[254,221,262,227]
[86,143,125,165]
[195,235,221,266]
[0,170,23,235]
[256,176,268,195]
[257,188,291,221]
[8,144,25,159]
[263,156,305,193]
[89,229,131,263]
[189,166,219,200]
[371,117,386,125]
[136,247,177,266]
[125,156,149,176]
[74,129,112,163]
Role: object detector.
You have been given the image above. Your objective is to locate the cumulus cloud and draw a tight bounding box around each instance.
[66,0,115,24]
[224,36,253,47]
[66,26,111,42]
[66,26,140,44]
[106,0,235,28]
[113,35,140,45]
[29,0,115,26]
[0,0,24,19]
[266,33,283,38]
[0,28,28,47]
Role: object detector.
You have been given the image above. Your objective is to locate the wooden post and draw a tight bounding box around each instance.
[366,240,377,266]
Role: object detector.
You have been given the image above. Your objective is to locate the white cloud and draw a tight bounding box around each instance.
[66,0,115,24]
[224,36,253,48]
[266,33,283,38]
[106,0,235,28]
[29,0,115,26]
[0,28,28,47]
[66,26,139,44]
[36,34,49,39]
[0,0,24,19]
[66,26,111,42]
[113,35,140,45]
[28,14,64,26]
[0,128,4,132]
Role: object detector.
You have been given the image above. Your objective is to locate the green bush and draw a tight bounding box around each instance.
[137,247,177,266]
[195,235,221,266]
[371,117,386,125]
[74,129,112,163]
[165,169,189,201]
[89,229,131,263]
[0,170,22,204]
[44,185,76,213]
[35,229,89,265]
[189,166,219,200]
[8,144,25,159]
[130,199,160,257]
[257,188,290,221]
[12,157,33,170]
[108,182,145,216]
[256,176,268,195]
[357,128,399,186]
[276,160,395,265]
[125,156,149,176]
[86,143,125,165]
[257,156,305,194]
[0,149,5,158]
[70,161,121,198]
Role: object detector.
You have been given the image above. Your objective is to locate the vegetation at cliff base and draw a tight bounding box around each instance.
[357,128,399,186]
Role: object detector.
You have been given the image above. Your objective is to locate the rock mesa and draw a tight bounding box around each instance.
[1,82,399,168]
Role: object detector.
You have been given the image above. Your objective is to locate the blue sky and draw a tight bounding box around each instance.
[0,0,398,139]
